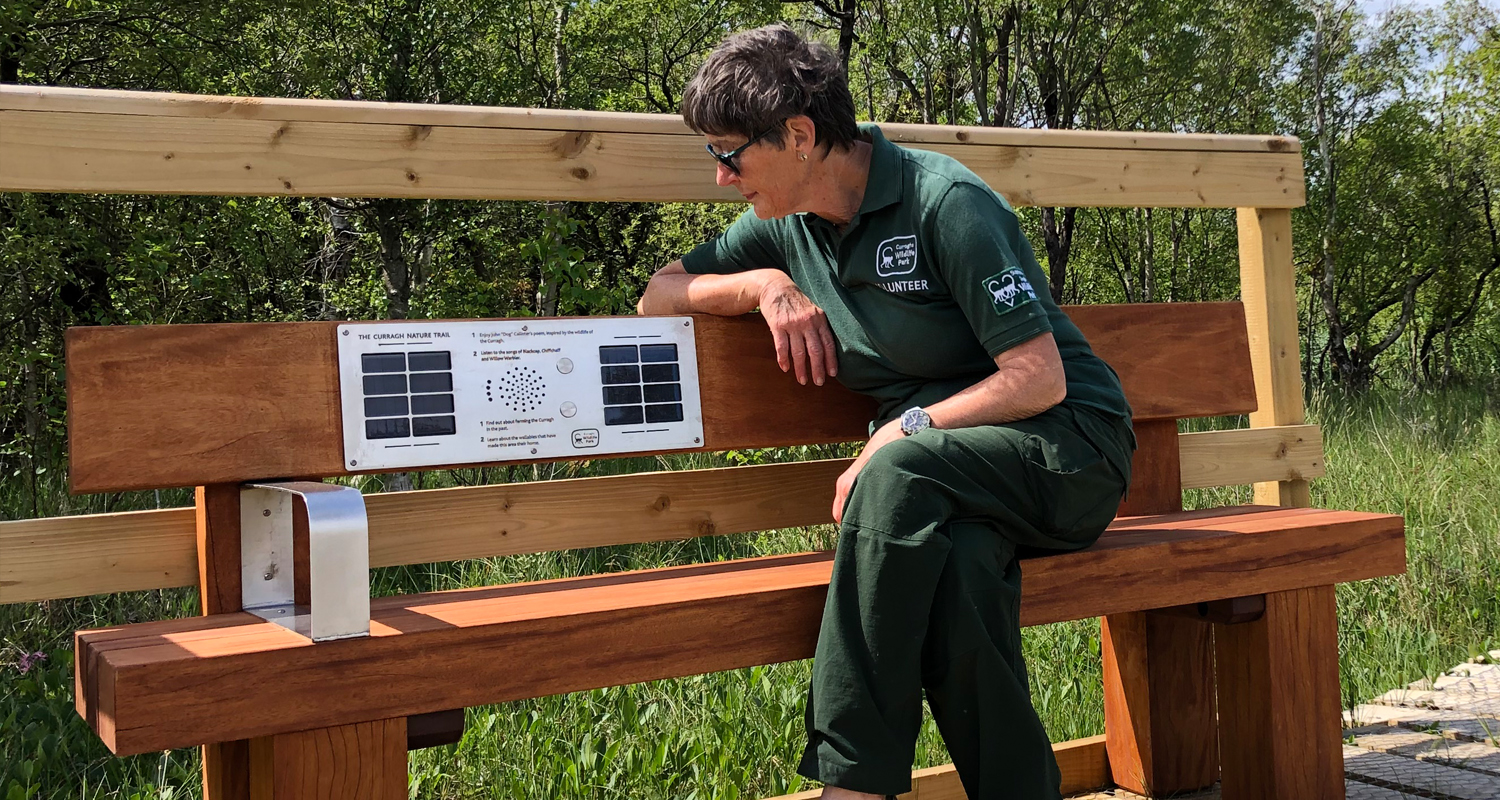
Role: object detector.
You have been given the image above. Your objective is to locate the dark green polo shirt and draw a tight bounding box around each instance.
[682,124,1132,435]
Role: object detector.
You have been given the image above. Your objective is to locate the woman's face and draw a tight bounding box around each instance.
[706,123,813,220]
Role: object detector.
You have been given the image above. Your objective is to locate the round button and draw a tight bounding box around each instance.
[556,357,574,374]
[560,401,577,418]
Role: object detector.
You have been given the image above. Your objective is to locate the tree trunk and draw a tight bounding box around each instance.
[1042,206,1076,302]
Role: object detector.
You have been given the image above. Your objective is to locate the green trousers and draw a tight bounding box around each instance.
[796,403,1132,799]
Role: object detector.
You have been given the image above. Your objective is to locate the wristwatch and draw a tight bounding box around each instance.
[899,406,932,436]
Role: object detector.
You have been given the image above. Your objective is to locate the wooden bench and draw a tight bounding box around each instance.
[0,85,1406,800]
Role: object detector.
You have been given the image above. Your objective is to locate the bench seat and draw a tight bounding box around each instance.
[77,504,1403,756]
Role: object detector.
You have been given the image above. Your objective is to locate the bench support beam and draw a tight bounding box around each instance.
[1215,585,1345,800]
[247,718,407,799]
[197,484,252,800]
[1102,612,1218,795]
[1237,207,1311,509]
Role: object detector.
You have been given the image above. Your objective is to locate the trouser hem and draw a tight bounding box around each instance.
[796,742,912,796]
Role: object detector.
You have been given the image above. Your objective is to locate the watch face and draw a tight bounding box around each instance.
[901,407,928,434]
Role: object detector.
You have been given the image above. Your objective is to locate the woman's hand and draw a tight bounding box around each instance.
[759,273,839,386]
[832,418,905,524]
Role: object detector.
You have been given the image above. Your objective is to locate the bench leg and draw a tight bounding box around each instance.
[247,718,408,799]
[1215,586,1344,800]
[1101,612,1218,796]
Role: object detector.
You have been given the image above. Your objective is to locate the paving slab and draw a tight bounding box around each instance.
[1345,703,1500,744]
[1343,745,1500,800]
[1349,725,1500,778]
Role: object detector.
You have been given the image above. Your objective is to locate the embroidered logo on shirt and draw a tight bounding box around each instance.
[875,235,918,277]
[981,267,1039,314]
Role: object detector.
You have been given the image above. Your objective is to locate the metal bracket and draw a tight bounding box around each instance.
[240,481,370,642]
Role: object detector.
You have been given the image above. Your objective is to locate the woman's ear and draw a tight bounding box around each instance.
[784,115,818,158]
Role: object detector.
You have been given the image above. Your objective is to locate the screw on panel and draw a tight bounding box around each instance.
[349,460,357,467]
[262,509,272,517]
[342,329,349,336]
[694,437,701,443]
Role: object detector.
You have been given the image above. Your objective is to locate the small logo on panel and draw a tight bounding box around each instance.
[876,235,918,277]
[981,267,1039,313]
[572,429,600,448]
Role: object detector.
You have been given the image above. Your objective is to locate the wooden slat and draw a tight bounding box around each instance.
[1178,424,1323,489]
[0,107,1304,208]
[1238,208,1311,507]
[0,424,1323,605]
[74,506,1402,755]
[62,304,1253,494]
[772,734,1108,799]
[0,85,1298,153]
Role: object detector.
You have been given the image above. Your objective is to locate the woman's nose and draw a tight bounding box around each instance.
[715,163,738,187]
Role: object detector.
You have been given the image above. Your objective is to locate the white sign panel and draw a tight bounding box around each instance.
[337,317,703,471]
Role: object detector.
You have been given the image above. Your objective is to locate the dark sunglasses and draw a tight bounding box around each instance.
[705,124,780,175]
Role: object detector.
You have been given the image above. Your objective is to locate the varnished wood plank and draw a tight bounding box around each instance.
[196,485,251,800]
[1115,419,1181,518]
[1102,612,1217,795]
[2,425,1324,605]
[248,718,406,800]
[771,734,1108,799]
[75,507,1401,755]
[1216,586,1345,800]
[1237,208,1311,507]
[1178,424,1323,489]
[62,304,1254,494]
[0,107,1304,207]
[0,85,1298,153]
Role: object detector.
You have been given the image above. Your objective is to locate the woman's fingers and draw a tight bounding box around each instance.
[773,326,792,373]
[787,328,810,384]
[817,318,839,379]
[803,327,826,385]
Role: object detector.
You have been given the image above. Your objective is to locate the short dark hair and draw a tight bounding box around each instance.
[681,23,859,154]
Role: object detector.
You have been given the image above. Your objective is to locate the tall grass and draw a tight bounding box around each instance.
[2,388,1496,798]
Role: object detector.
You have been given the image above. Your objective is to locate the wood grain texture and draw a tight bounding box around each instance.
[63,304,1254,494]
[1178,424,1323,489]
[1102,612,1217,795]
[247,718,407,800]
[773,734,1109,799]
[1215,586,1345,800]
[5,424,1324,604]
[1237,208,1311,508]
[196,484,251,800]
[0,85,1298,153]
[1115,419,1182,518]
[0,99,1304,208]
[0,506,198,602]
[74,506,1402,755]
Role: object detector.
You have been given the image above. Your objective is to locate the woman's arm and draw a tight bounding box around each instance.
[636,260,778,316]
[830,333,1066,523]
[637,260,840,385]
[926,332,1066,428]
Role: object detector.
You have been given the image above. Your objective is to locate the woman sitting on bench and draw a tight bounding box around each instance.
[637,23,1135,800]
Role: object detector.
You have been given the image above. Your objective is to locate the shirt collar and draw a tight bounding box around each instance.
[857,123,904,216]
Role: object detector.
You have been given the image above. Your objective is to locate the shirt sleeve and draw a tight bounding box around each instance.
[680,208,787,275]
[925,182,1053,357]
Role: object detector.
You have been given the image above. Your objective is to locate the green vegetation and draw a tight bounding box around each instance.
[4,387,1497,798]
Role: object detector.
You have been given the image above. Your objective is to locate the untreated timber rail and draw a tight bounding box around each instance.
[0,85,1305,207]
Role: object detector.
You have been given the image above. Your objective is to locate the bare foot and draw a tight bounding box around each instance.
[819,786,886,800]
